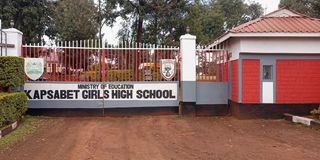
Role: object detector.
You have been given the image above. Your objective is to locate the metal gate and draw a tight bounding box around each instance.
[22,40,180,109]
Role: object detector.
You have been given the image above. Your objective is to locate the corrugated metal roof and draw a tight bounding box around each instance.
[231,16,320,33]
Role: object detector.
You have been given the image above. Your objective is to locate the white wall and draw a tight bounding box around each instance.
[240,37,320,54]
[227,38,241,61]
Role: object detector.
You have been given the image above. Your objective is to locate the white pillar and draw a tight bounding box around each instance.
[180,34,196,102]
[2,28,23,57]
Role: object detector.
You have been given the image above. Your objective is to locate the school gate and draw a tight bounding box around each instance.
[2,9,320,118]
[21,36,229,115]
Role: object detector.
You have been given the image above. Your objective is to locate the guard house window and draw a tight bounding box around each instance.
[263,65,272,80]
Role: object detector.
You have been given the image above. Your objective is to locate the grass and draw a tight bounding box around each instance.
[0,116,49,150]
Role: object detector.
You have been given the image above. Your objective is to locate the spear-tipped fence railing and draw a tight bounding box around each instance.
[196,45,229,82]
[22,39,180,82]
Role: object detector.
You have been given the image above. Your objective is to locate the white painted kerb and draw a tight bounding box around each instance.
[292,116,312,126]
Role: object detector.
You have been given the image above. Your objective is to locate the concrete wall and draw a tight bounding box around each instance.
[26,81,179,108]
[226,37,320,62]
[26,81,230,108]
[227,38,241,61]
[196,82,228,105]
[240,37,320,54]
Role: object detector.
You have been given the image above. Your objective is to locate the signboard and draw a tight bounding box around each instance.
[24,58,44,80]
[160,59,176,81]
[24,83,177,101]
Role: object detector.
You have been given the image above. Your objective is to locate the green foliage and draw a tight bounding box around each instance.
[112,0,263,45]
[106,70,133,81]
[0,57,25,89]
[0,92,28,127]
[86,70,133,81]
[1,0,264,45]
[138,71,163,81]
[111,0,188,45]
[213,0,264,30]
[88,63,110,72]
[311,107,320,119]
[0,0,54,44]
[52,0,99,41]
[279,0,320,18]
[185,1,225,44]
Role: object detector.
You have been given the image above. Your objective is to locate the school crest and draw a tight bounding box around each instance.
[24,58,44,81]
[160,59,176,81]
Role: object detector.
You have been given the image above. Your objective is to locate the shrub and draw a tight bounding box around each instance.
[0,92,28,127]
[88,63,110,71]
[106,70,132,81]
[0,57,25,90]
[138,71,163,81]
[87,70,133,81]
[311,106,320,119]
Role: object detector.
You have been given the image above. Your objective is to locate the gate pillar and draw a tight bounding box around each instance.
[179,33,196,115]
[2,28,23,57]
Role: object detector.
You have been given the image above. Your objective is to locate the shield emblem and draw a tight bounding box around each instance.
[160,59,176,81]
[24,58,44,81]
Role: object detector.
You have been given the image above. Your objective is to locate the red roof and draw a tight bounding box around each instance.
[231,16,320,33]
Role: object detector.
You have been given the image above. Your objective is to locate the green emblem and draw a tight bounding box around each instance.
[24,58,44,80]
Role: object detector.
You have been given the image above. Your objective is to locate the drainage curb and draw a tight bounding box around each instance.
[0,120,21,139]
[284,113,320,128]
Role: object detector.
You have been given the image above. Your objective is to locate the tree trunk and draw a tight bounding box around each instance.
[153,15,158,44]
[136,16,143,46]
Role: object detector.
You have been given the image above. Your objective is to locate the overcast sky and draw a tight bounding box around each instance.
[252,0,280,13]
[104,0,281,44]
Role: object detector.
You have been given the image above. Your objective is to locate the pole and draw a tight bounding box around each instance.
[0,19,2,56]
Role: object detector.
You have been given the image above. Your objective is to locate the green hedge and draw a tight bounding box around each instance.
[0,57,25,88]
[87,70,133,81]
[87,70,168,81]
[0,92,28,127]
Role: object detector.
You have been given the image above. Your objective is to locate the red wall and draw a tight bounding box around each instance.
[231,60,238,102]
[222,63,228,82]
[242,59,260,103]
[276,60,320,103]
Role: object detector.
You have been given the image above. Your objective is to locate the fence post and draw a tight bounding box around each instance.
[179,33,196,115]
[101,49,105,81]
[2,28,23,57]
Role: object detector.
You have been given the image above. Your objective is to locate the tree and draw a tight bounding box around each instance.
[107,0,188,45]
[97,0,118,41]
[279,0,320,18]
[51,0,99,41]
[141,0,188,45]
[244,2,264,21]
[184,1,225,44]
[213,0,263,31]
[0,0,53,44]
[112,0,263,45]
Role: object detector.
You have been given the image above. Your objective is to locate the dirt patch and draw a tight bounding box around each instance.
[0,116,320,160]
